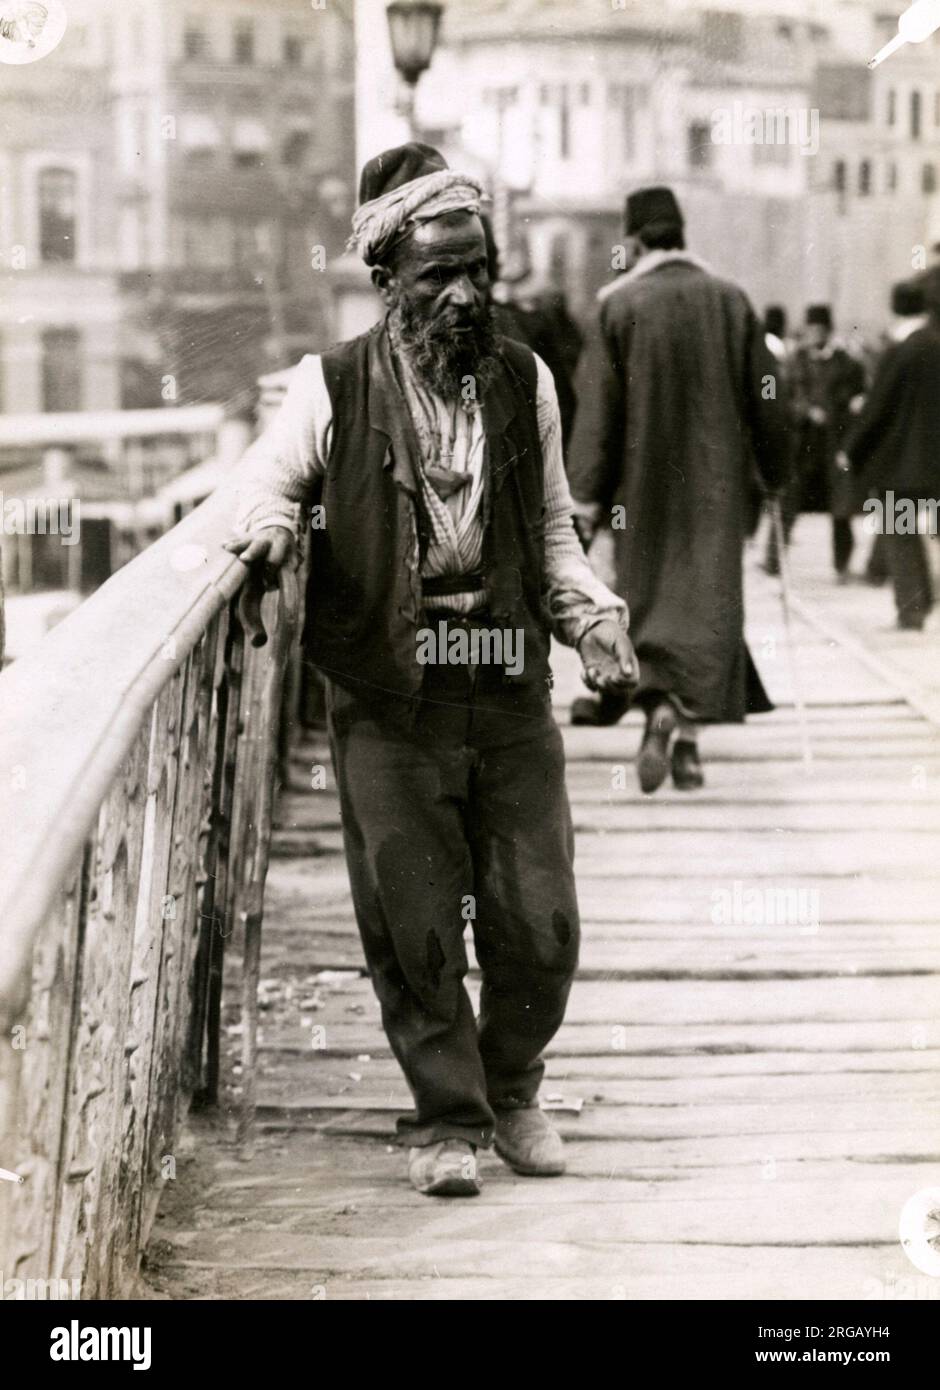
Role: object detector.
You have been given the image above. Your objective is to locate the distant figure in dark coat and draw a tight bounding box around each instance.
[481,215,581,450]
[841,267,940,630]
[761,304,799,572]
[567,186,790,793]
[790,305,866,579]
[862,279,928,588]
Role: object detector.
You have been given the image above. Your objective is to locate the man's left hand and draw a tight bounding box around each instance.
[579,618,639,695]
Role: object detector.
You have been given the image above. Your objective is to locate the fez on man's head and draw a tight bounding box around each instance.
[764,305,787,339]
[891,278,926,317]
[624,186,684,240]
[805,304,833,330]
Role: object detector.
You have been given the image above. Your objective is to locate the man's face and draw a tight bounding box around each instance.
[806,323,829,350]
[375,212,499,398]
[382,212,490,325]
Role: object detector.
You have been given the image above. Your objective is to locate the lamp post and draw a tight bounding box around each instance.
[385,0,443,133]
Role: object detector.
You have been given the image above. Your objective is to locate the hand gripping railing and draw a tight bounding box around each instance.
[0,481,298,1298]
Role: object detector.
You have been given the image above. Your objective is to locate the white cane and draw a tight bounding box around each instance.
[769,497,814,770]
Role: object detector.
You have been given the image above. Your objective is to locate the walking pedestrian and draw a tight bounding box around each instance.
[790,305,866,580]
[567,186,790,792]
[863,279,927,587]
[839,268,940,631]
[761,305,799,574]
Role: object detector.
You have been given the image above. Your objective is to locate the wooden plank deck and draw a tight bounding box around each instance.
[143,518,940,1301]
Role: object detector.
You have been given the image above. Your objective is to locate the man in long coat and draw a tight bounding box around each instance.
[841,267,940,630]
[568,186,789,793]
[225,145,637,1196]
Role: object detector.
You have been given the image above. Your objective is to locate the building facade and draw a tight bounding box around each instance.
[408,0,940,334]
[812,10,940,333]
[0,0,355,416]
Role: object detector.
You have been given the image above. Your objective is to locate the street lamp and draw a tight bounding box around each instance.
[386,0,443,129]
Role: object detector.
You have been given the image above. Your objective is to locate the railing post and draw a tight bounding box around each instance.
[204,613,246,1108]
[233,570,299,1160]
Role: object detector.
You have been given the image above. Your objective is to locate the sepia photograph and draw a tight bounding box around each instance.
[0,0,938,1340]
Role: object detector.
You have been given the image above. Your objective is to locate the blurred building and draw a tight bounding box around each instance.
[814,9,940,332]
[0,404,231,599]
[0,0,355,417]
[406,0,940,334]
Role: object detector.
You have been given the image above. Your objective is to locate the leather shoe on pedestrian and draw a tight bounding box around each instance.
[408,1140,481,1197]
[571,691,631,726]
[671,739,704,790]
[636,701,677,794]
[494,1107,566,1176]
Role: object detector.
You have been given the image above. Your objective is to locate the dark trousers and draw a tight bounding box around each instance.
[885,532,934,628]
[833,517,854,575]
[324,640,579,1148]
[865,532,890,584]
[767,512,859,577]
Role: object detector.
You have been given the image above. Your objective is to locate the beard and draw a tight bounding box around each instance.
[389,293,501,401]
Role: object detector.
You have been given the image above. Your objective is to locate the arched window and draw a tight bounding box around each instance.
[911,89,922,140]
[232,118,268,169]
[923,163,937,194]
[39,167,77,263]
[281,128,311,168]
[858,159,872,195]
[887,89,896,127]
[833,160,846,193]
[42,328,81,411]
[234,20,254,64]
[688,122,713,170]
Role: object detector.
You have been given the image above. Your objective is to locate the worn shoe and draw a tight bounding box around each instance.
[636,701,677,794]
[570,691,631,726]
[494,1107,566,1176]
[408,1139,481,1197]
[671,739,704,790]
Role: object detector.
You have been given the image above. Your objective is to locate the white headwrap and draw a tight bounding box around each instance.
[348,169,485,266]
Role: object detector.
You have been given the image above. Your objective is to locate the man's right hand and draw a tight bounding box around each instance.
[224,526,297,589]
[224,526,297,647]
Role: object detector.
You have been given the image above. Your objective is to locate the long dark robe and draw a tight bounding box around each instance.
[568,253,790,724]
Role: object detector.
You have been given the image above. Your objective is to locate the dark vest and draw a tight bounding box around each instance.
[302,321,550,704]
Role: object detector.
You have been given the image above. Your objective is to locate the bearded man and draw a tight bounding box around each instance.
[226,144,636,1197]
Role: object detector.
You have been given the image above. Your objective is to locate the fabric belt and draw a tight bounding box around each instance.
[421,570,485,599]
[425,607,492,624]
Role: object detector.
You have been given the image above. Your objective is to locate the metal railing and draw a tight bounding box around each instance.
[0,479,297,1299]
